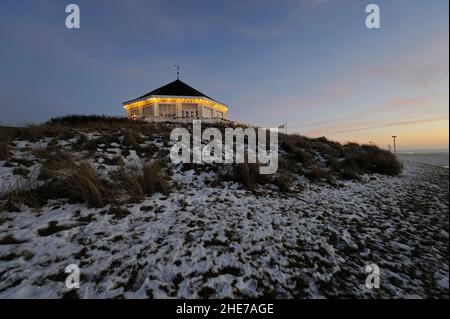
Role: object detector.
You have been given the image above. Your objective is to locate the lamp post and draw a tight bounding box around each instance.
[391,136,397,155]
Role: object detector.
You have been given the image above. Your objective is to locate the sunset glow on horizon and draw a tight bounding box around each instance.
[0,0,448,151]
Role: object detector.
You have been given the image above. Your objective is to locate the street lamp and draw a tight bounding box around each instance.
[391,136,397,155]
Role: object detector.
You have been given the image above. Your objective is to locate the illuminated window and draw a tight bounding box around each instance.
[143,105,153,117]
[129,108,140,118]
[159,103,176,118]
[203,107,213,118]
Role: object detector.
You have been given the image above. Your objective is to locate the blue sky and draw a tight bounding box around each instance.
[0,0,448,150]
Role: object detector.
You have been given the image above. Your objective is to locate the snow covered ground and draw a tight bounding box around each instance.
[0,132,448,299]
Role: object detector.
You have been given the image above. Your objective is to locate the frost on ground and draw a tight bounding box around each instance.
[0,123,448,299]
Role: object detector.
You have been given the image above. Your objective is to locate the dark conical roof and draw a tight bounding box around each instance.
[139,79,213,99]
[123,79,227,106]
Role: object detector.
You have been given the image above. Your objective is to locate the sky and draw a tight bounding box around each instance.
[0,0,448,151]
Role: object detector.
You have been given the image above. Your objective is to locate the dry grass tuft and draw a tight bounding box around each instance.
[123,130,141,148]
[38,150,75,180]
[64,162,105,208]
[109,160,170,203]
[111,168,145,201]
[1,188,26,212]
[0,178,39,212]
[142,160,170,195]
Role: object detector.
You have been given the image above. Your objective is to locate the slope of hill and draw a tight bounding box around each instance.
[0,116,448,298]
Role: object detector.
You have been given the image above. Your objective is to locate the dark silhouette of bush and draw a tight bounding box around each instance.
[340,144,402,176]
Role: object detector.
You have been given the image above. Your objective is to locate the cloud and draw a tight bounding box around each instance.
[290,92,448,131]
[306,115,449,136]
[371,62,448,89]
[367,33,449,90]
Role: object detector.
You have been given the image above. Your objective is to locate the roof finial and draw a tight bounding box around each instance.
[174,65,180,80]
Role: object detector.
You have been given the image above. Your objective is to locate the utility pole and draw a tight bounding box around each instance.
[391,136,397,155]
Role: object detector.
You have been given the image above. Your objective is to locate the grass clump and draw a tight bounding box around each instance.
[230,162,271,190]
[109,160,170,203]
[123,130,142,148]
[64,162,105,208]
[142,160,170,195]
[111,168,145,201]
[38,150,75,181]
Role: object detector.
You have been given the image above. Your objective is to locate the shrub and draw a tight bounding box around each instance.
[341,145,402,176]
[280,134,309,154]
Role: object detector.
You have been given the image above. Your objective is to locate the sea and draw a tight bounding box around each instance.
[398,151,449,169]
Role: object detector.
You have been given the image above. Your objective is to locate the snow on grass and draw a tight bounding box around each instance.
[0,133,448,299]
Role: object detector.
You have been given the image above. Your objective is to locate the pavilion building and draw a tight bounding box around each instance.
[123,79,228,123]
